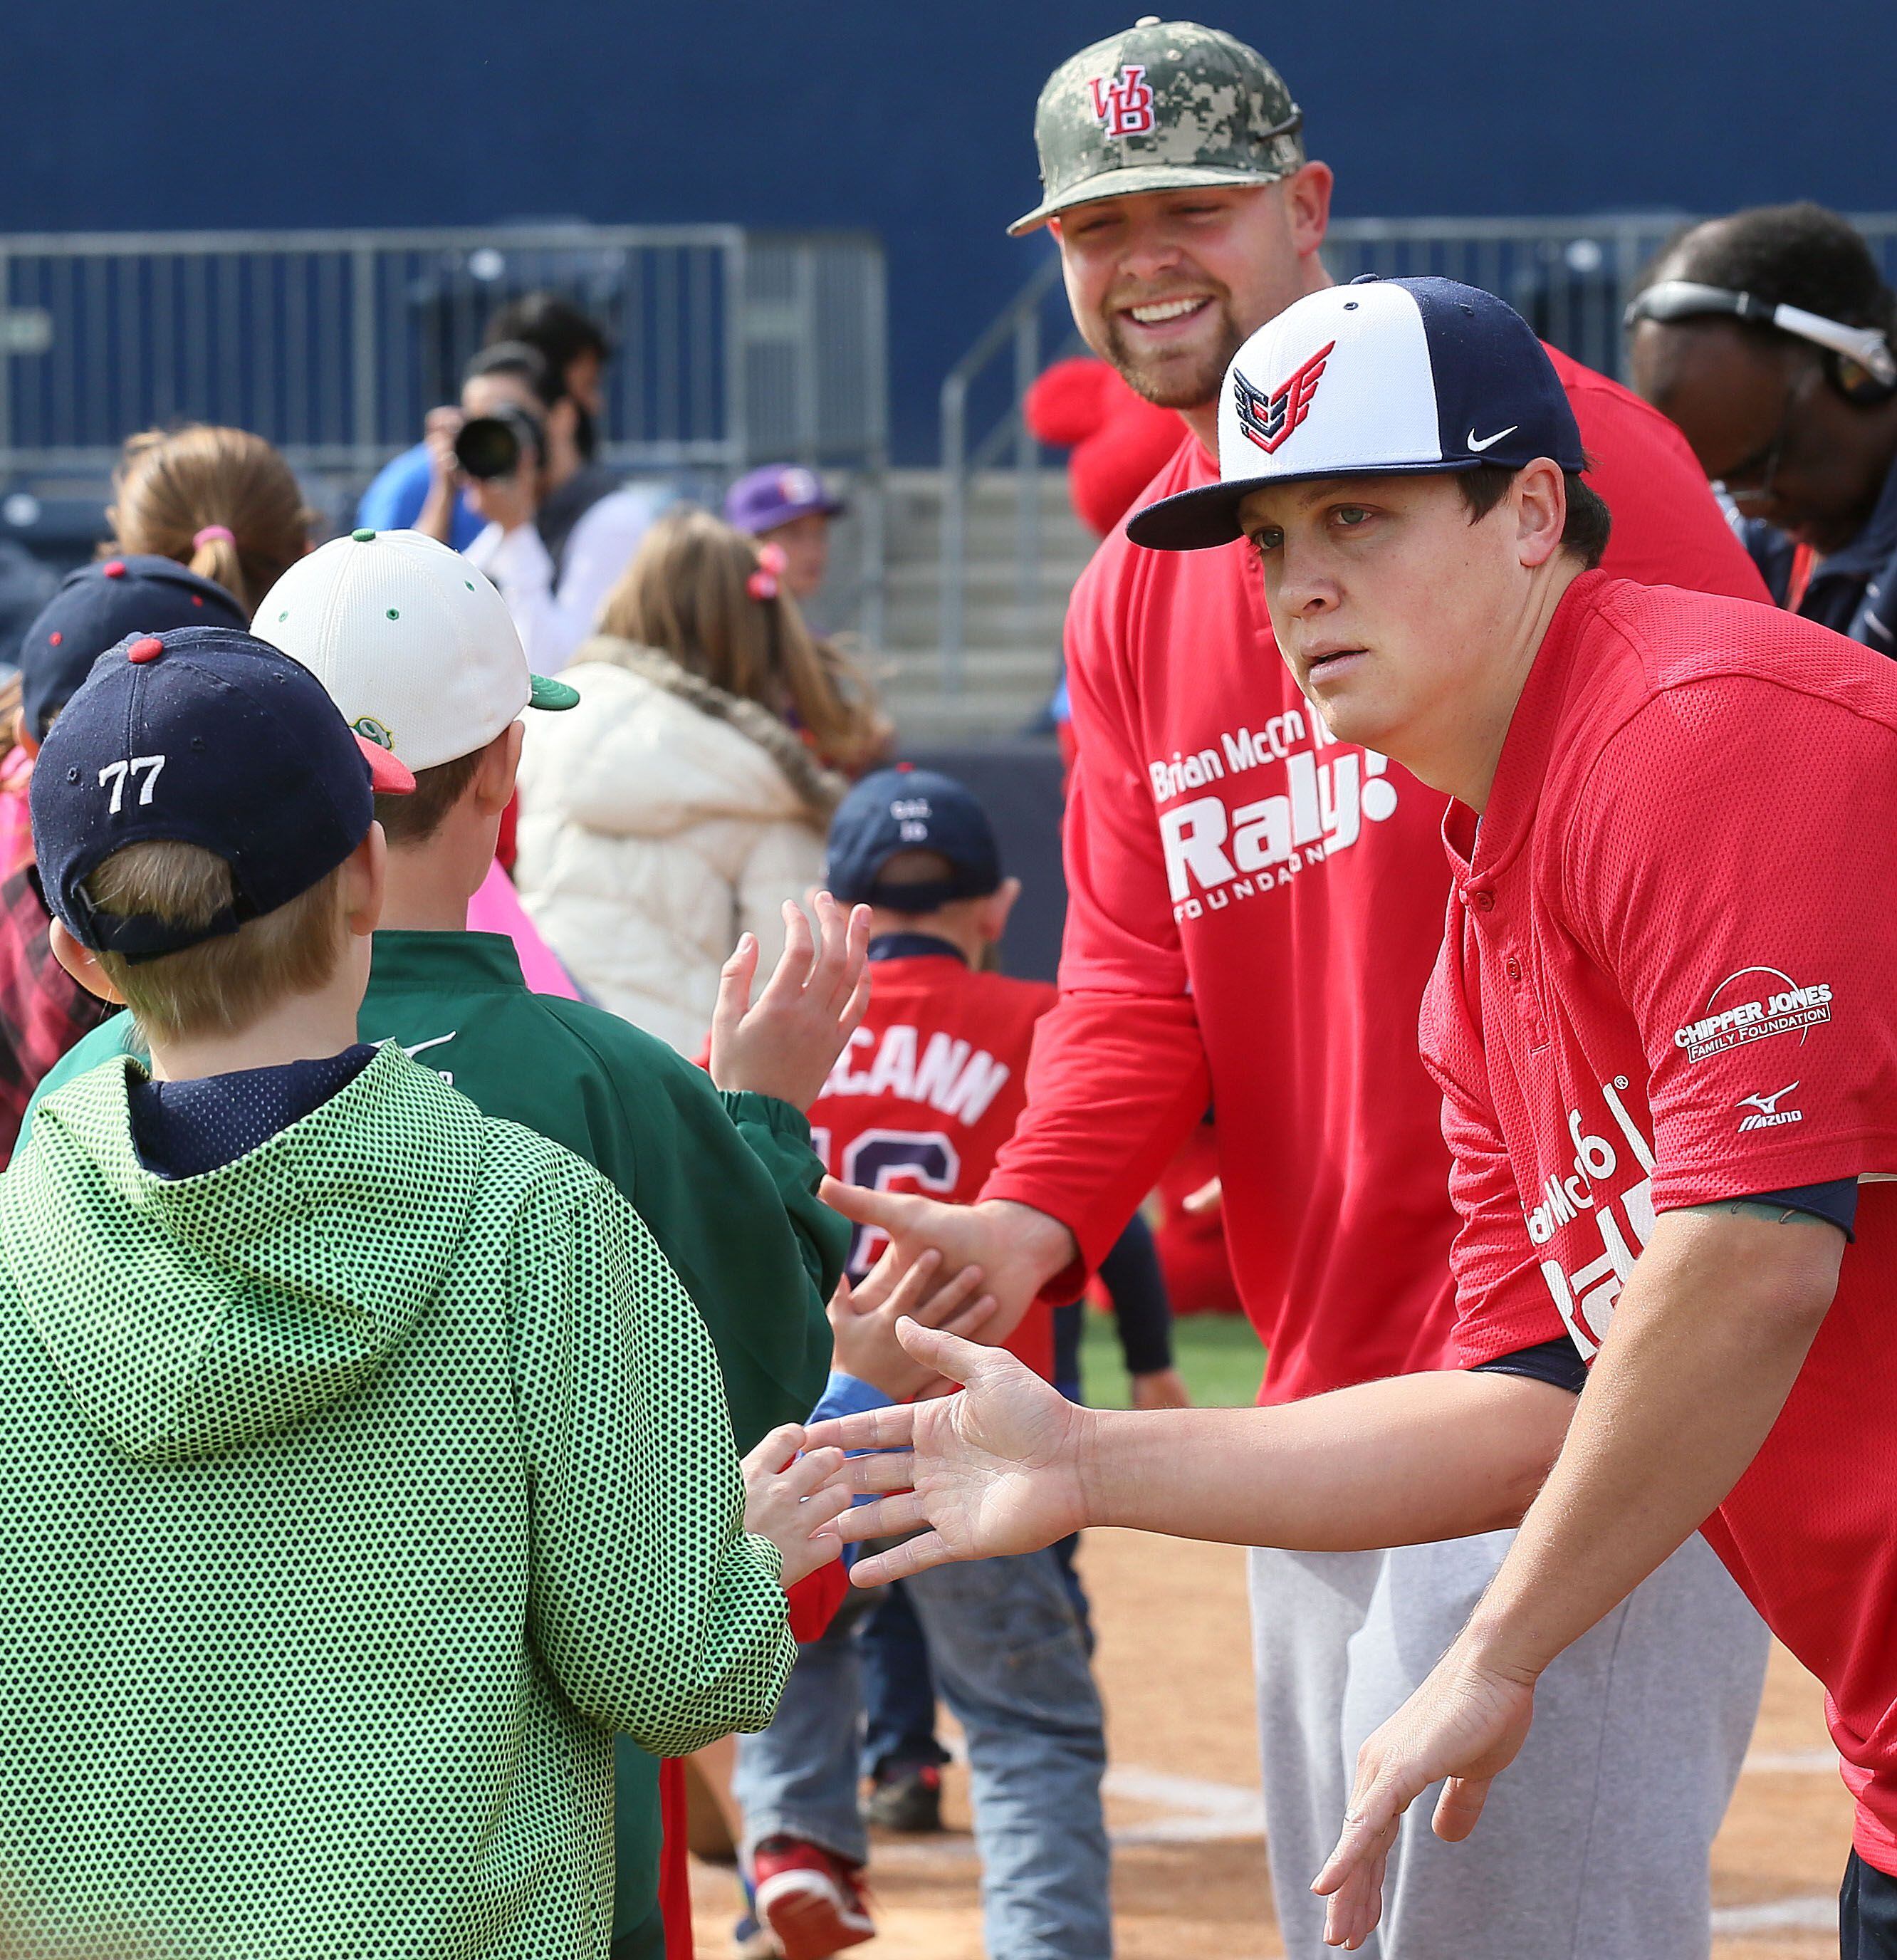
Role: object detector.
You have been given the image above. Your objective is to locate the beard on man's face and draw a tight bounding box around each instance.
[1099,295,1248,411]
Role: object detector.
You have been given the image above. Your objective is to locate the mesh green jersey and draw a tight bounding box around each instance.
[0,1042,793,1960]
[33,929,845,1956]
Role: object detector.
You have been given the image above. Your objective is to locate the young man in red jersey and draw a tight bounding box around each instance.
[810,277,1897,1960]
[818,23,1775,1960]
[735,767,1112,1960]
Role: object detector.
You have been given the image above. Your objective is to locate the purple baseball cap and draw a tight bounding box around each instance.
[725,464,845,535]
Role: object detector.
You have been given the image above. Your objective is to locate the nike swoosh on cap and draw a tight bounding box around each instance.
[1466,424,1519,452]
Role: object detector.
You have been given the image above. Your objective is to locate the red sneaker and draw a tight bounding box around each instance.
[752,1838,876,1960]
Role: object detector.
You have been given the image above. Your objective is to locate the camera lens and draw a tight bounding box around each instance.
[454,415,523,481]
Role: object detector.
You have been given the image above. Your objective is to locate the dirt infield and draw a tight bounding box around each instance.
[691,1526,1852,1959]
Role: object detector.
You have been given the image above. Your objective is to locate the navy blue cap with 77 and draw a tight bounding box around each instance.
[825,766,1001,914]
[1127,276,1587,551]
[31,625,416,963]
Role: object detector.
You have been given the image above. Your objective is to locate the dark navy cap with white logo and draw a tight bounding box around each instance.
[1128,276,1587,551]
[825,766,1002,914]
[32,625,415,963]
[19,555,247,741]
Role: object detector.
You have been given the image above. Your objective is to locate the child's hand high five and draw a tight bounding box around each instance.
[741,1426,852,1589]
[709,891,871,1112]
[827,1250,998,1401]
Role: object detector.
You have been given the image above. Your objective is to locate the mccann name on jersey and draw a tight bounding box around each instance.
[821,1021,1012,1127]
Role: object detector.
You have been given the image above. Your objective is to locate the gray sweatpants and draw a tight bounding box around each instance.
[1248,1531,1768,1959]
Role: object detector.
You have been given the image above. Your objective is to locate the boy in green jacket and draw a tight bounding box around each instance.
[31,528,864,1957]
[4,625,844,1960]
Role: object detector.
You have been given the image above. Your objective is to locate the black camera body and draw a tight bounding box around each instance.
[454,403,545,481]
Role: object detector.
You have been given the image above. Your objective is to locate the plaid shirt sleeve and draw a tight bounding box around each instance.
[0,866,115,1166]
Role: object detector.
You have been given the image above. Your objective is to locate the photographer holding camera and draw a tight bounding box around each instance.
[359,293,614,551]
[418,340,669,672]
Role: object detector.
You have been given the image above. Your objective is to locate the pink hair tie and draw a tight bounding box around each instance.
[747,540,788,602]
[192,525,236,548]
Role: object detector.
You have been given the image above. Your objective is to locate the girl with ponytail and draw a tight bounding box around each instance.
[513,507,889,1050]
[107,425,313,617]
[105,422,581,1007]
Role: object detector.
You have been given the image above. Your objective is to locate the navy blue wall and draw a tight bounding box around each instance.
[4,1,1891,459]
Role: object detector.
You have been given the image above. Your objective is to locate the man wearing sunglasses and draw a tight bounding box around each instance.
[1627,203,1897,653]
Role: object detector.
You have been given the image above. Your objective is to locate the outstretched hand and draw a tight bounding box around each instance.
[1311,1639,1537,1949]
[802,1319,1091,1586]
[710,891,871,1112]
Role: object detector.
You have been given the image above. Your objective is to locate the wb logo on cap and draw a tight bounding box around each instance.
[1088,64,1155,137]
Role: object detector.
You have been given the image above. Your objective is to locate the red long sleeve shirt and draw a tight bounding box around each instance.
[983,348,1771,1407]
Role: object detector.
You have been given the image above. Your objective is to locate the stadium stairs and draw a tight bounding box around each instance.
[871,469,1096,744]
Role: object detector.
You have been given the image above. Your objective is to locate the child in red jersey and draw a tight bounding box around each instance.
[733,768,1112,1960]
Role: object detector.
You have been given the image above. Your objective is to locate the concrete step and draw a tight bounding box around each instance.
[884,466,1078,507]
[875,646,1062,695]
[880,601,1068,654]
[886,500,1092,537]
[869,466,1095,667]
[884,557,1089,596]
[884,541,1096,585]
[885,694,1053,744]
[882,474,1093,546]
[879,681,1066,747]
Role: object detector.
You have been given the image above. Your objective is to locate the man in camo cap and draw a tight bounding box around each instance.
[1011,19,1320,425]
[1008,19,1304,234]
[820,18,1777,1960]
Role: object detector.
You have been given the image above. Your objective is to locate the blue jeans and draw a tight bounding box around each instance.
[858,1580,948,1778]
[733,1545,1112,1960]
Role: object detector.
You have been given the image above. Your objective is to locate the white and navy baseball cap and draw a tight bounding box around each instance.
[1127,276,1587,551]
[254,528,578,772]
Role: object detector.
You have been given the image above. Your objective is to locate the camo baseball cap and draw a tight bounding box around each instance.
[1010,19,1304,236]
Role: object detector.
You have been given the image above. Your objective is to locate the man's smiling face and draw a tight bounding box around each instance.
[1053,176,1328,411]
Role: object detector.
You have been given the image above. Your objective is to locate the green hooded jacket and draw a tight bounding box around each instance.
[0,1043,793,1960]
[31,929,843,1954]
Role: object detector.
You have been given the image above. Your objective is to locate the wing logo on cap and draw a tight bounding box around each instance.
[1235,340,1335,455]
[1087,64,1156,137]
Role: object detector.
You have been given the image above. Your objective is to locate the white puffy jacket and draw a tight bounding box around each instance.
[513,637,845,1053]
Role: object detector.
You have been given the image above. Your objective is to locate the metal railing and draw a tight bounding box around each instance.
[936,211,1897,680]
[0,222,889,638]
[0,222,887,474]
[937,254,1080,689]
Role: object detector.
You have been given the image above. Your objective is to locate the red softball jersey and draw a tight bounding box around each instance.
[1425,570,1897,1867]
[811,943,1058,1380]
[983,345,1772,1407]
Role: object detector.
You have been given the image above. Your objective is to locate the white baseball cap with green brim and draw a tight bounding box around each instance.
[254,528,578,771]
